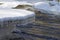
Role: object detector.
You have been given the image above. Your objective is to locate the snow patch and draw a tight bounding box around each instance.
[34,1,60,15]
[0,1,33,9]
[0,9,35,21]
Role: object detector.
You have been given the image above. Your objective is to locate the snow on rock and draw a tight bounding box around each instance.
[50,5,60,15]
[17,2,33,5]
[0,0,47,3]
[0,1,33,9]
[34,1,60,15]
[34,2,51,13]
[0,2,20,8]
[16,0,47,3]
[0,0,15,2]
[0,9,35,21]
[49,1,58,6]
[34,2,50,9]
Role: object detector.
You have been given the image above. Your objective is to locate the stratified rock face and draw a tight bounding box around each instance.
[0,9,35,40]
[0,1,60,40]
[33,1,60,25]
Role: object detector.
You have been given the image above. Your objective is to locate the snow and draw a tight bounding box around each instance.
[0,9,35,21]
[16,0,48,3]
[0,1,33,9]
[34,2,51,13]
[34,1,60,15]
[0,2,20,8]
[50,5,60,15]
[0,0,15,2]
[35,2,50,9]
[49,1,58,5]
[0,0,47,3]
